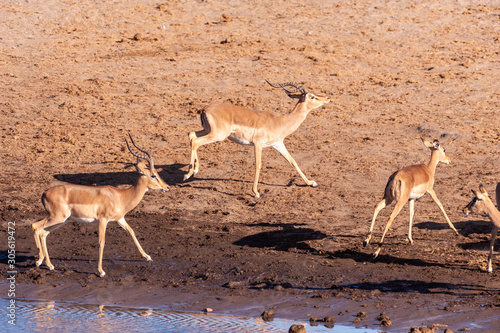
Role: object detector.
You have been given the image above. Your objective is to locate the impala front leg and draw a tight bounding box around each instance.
[488,226,498,273]
[97,219,109,277]
[407,199,415,245]
[117,218,151,261]
[428,189,459,235]
[272,141,317,187]
[253,143,263,198]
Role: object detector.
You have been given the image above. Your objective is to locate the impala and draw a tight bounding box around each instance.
[364,139,459,258]
[183,80,330,198]
[32,135,169,277]
[463,184,500,273]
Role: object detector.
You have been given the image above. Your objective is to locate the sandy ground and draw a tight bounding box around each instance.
[1,0,500,331]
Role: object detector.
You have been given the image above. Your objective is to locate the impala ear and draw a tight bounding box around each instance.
[136,161,149,175]
[479,184,488,195]
[421,138,434,148]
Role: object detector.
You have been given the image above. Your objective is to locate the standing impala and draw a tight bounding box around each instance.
[463,184,500,273]
[364,139,459,258]
[183,81,330,198]
[32,135,169,277]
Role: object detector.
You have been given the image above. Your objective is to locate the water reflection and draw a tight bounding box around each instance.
[3,298,378,332]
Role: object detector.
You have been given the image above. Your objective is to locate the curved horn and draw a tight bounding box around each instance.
[265,80,308,95]
[125,134,154,171]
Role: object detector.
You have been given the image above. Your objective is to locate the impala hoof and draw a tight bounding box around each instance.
[146,255,152,262]
[48,264,55,270]
[373,248,381,259]
[254,192,260,199]
[311,181,318,187]
[363,235,371,247]
[36,259,43,267]
[99,271,106,278]
[183,174,191,181]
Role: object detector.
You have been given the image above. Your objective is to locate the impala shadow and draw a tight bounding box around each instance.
[413,220,469,235]
[335,279,498,296]
[326,248,447,269]
[53,163,187,187]
[233,223,327,252]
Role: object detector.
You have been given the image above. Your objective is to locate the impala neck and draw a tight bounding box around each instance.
[122,174,150,213]
[427,150,440,177]
[281,97,311,135]
[483,197,500,228]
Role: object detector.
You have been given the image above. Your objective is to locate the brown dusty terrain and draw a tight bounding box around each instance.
[1,0,500,331]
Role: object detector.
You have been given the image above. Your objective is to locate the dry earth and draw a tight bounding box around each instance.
[1,0,500,331]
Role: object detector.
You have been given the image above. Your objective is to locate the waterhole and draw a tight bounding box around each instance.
[3,298,379,332]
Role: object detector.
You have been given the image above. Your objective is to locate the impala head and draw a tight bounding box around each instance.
[422,138,450,164]
[463,185,489,216]
[266,80,330,110]
[126,134,170,192]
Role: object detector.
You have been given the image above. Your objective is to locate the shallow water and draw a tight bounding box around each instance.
[3,298,379,333]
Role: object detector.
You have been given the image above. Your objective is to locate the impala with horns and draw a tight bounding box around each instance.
[32,135,169,277]
[183,80,330,198]
[364,138,459,258]
[463,184,500,273]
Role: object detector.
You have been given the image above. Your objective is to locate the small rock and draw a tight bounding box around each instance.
[381,318,392,327]
[289,324,306,333]
[309,316,320,322]
[377,312,391,327]
[323,316,335,323]
[203,308,212,313]
[261,310,275,322]
[356,311,366,319]
[220,14,232,23]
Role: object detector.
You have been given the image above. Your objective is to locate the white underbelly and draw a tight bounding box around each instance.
[409,191,426,200]
[71,217,98,223]
[228,134,253,146]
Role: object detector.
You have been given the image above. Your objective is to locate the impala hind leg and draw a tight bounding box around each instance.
[364,197,392,246]
[32,219,47,267]
[184,130,226,181]
[488,226,498,273]
[32,213,70,270]
[373,197,408,258]
[117,218,151,261]
[184,130,206,181]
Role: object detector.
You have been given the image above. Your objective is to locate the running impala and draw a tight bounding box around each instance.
[32,135,169,277]
[364,139,459,258]
[183,81,330,198]
[463,184,500,273]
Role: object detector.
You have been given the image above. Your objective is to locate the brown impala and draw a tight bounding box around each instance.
[184,81,330,198]
[463,184,500,273]
[364,139,459,258]
[32,135,169,277]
